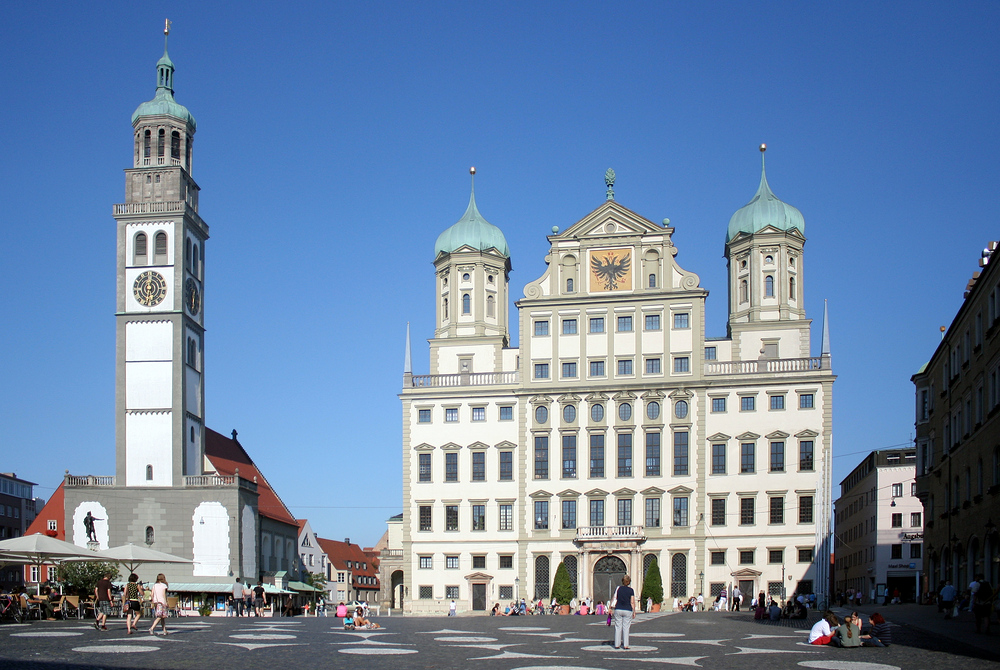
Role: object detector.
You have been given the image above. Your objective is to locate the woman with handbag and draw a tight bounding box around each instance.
[612,575,637,650]
[122,574,142,634]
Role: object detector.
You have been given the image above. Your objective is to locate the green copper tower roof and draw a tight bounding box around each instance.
[726,146,803,243]
[132,26,196,129]
[434,169,510,258]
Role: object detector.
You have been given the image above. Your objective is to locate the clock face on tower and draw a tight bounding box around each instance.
[133,271,167,307]
[185,278,201,315]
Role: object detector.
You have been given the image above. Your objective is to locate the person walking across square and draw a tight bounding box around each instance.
[612,575,637,650]
[93,573,112,631]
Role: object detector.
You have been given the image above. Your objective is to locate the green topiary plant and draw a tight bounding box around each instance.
[640,556,663,610]
[550,561,574,606]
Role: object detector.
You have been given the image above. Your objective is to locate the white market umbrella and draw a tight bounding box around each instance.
[96,543,192,575]
[0,533,103,594]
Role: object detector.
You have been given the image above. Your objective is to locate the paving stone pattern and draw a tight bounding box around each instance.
[1,610,998,670]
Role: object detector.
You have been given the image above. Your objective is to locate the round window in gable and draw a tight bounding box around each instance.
[618,403,632,421]
[591,404,605,422]
[563,405,577,423]
[764,255,773,264]
[674,400,689,419]
[646,401,660,420]
[535,406,548,424]
[462,273,471,282]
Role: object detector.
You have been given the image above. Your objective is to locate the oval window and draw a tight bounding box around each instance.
[488,275,495,283]
[462,273,471,281]
[563,405,577,423]
[675,400,689,419]
[646,401,660,420]
[535,406,548,424]
[591,404,605,422]
[618,403,632,421]
[764,255,773,264]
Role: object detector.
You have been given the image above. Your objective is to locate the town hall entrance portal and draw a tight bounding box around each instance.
[593,555,627,605]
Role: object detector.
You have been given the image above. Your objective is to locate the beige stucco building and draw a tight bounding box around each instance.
[400,156,835,614]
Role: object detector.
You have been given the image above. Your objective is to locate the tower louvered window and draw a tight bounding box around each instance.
[154,232,168,264]
[134,233,147,265]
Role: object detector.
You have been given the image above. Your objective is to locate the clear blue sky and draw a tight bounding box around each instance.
[2,2,998,547]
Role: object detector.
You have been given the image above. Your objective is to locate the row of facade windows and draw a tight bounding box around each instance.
[416,439,815,483]
[418,554,513,570]
[415,494,813,533]
[133,231,168,266]
[533,313,690,336]
[737,276,796,303]
[416,394,815,425]
[442,294,496,320]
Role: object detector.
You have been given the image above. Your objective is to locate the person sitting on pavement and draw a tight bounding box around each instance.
[809,612,839,645]
[354,607,381,629]
[861,612,891,647]
[491,603,500,616]
[767,599,782,621]
[831,613,862,647]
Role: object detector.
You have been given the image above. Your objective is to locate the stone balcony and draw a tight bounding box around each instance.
[405,371,520,389]
[64,472,257,493]
[704,355,829,376]
[575,525,646,543]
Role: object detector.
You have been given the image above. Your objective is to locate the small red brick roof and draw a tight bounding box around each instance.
[204,428,297,527]
[317,537,380,591]
[24,481,64,540]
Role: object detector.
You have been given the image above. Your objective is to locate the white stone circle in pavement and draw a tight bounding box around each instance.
[71,645,159,653]
[799,662,902,670]
[338,648,418,655]
[628,632,684,637]
[435,635,497,643]
[230,633,298,640]
[511,666,609,670]
[499,626,549,631]
[12,631,84,637]
[580,644,658,652]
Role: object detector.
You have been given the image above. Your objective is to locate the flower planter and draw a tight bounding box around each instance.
[559,605,570,615]
[651,603,661,612]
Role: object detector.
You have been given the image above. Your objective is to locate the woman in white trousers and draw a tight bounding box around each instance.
[612,575,637,650]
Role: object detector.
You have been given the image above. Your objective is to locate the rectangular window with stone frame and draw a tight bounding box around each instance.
[446,505,459,531]
[419,506,432,531]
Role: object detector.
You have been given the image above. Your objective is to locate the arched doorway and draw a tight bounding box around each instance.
[593,555,627,606]
[390,570,404,610]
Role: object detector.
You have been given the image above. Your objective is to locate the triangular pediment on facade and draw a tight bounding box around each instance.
[668,388,693,400]
[612,487,637,497]
[641,486,665,496]
[530,490,552,499]
[668,485,693,495]
[557,489,581,498]
[640,390,665,400]
[464,571,494,581]
[413,443,435,451]
[585,488,608,497]
[494,440,517,450]
[468,441,489,450]
[795,429,819,438]
[765,430,790,440]
[440,442,462,451]
[730,568,762,577]
[612,390,637,401]
[586,392,610,402]
[529,395,554,405]
[707,433,731,442]
[439,245,509,261]
[736,432,760,441]
[557,393,583,404]
[556,200,668,240]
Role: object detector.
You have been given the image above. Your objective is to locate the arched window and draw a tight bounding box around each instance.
[185,238,192,266]
[134,232,148,265]
[185,137,192,171]
[739,280,748,303]
[670,552,687,598]
[564,555,578,597]
[145,526,154,545]
[764,275,774,297]
[192,243,199,276]
[462,293,471,315]
[487,295,495,317]
[157,129,165,159]
[443,298,449,320]
[566,278,574,293]
[789,276,796,300]
[534,555,550,600]
[146,465,153,481]
[648,274,656,288]
[187,338,197,367]
[143,130,151,158]
[190,426,195,442]
[643,553,656,581]
[170,131,181,160]
[154,232,167,264]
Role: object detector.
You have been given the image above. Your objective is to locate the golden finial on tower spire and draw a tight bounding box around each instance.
[164,18,172,35]
[759,143,767,153]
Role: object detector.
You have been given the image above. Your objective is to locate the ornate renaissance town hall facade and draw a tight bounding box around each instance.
[400,158,835,614]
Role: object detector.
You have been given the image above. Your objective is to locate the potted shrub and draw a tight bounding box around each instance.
[550,561,574,614]
[640,556,663,612]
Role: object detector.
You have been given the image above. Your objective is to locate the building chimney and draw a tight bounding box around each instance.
[345,538,350,544]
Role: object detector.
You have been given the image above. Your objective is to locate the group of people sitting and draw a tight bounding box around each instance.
[809,611,891,647]
[338,603,379,630]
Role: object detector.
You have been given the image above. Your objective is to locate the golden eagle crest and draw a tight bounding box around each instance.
[591,250,631,291]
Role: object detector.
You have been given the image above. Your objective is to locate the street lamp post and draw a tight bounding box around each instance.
[515,577,519,602]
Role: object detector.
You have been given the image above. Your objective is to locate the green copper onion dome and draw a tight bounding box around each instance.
[434,171,510,258]
[726,148,803,243]
[132,45,196,129]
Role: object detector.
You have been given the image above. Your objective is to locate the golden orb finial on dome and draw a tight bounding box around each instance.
[759,143,767,152]
[470,166,476,175]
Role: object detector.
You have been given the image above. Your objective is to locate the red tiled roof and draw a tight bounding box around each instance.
[204,428,297,527]
[316,537,380,591]
[24,481,64,540]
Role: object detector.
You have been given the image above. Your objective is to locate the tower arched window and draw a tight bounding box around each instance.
[739,279,748,303]
[187,338,197,367]
[157,129,165,160]
[566,277,574,293]
[145,526,154,545]
[487,295,495,317]
[192,243,199,276]
[185,238,191,266]
[145,465,153,481]
[764,275,774,297]
[170,131,181,160]
[154,232,168,264]
[443,298,449,320]
[648,274,656,288]
[185,137,192,171]
[143,130,151,159]
[462,293,471,315]
[134,232,148,265]
[789,276,796,300]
